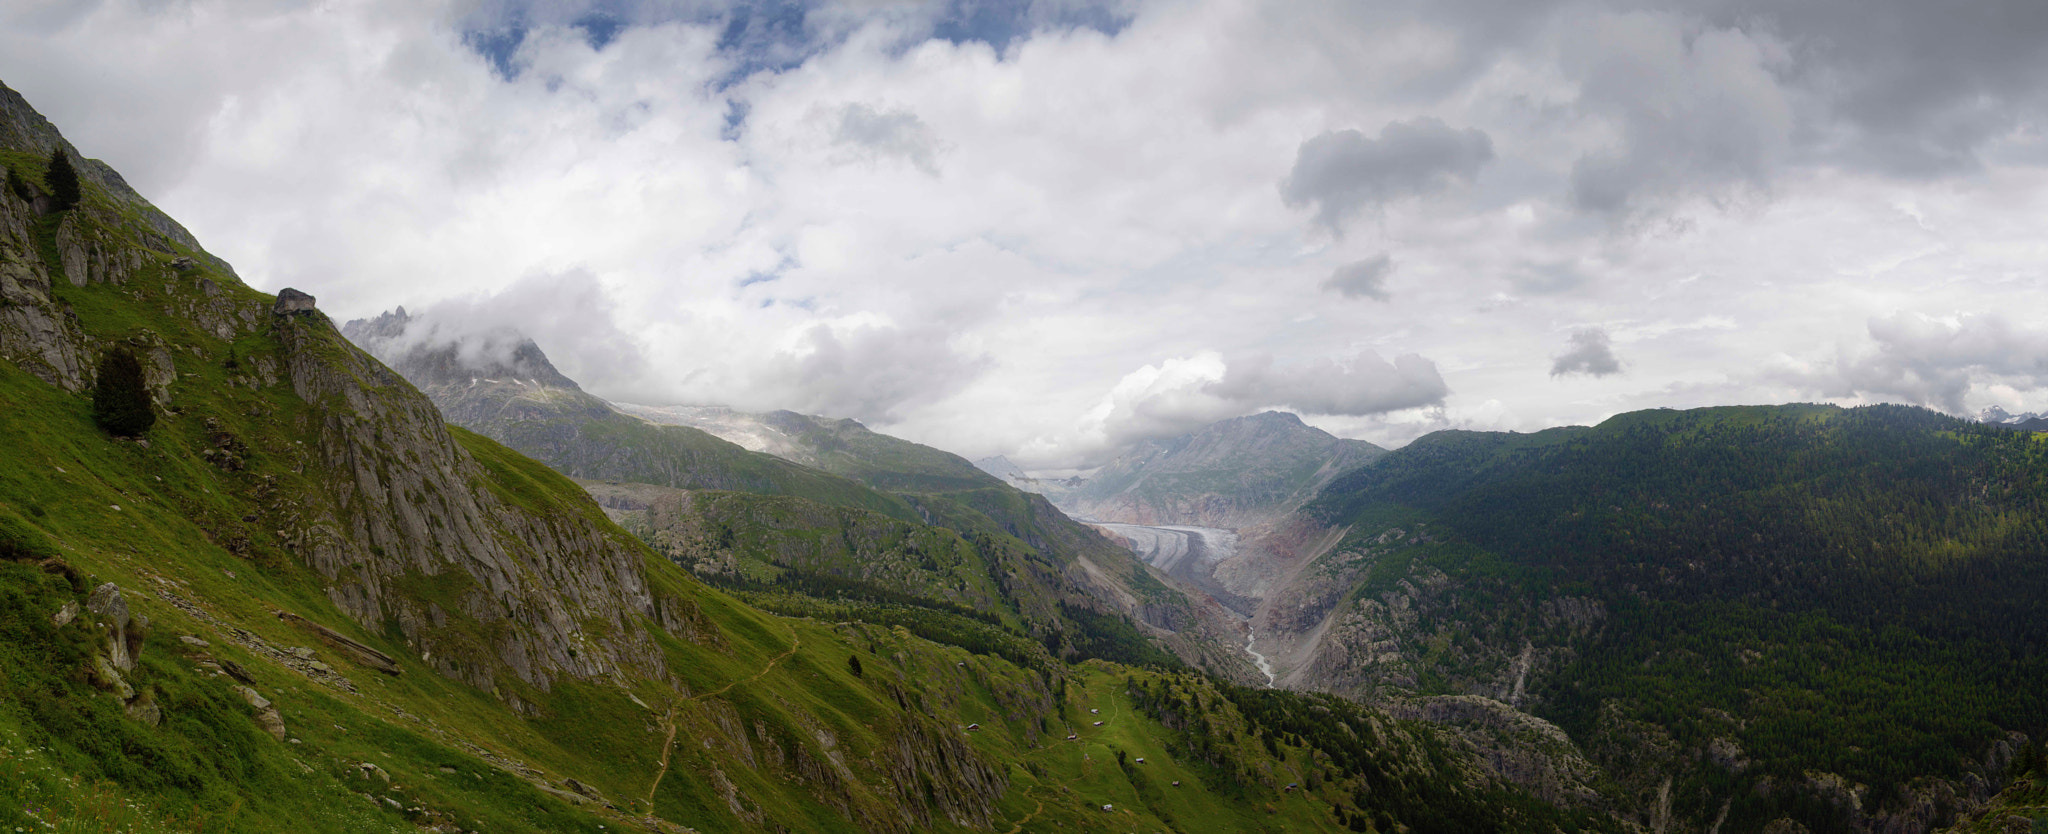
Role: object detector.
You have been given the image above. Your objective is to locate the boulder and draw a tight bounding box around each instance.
[50,599,78,627]
[272,288,316,316]
[85,583,139,671]
[236,685,287,740]
[85,582,129,629]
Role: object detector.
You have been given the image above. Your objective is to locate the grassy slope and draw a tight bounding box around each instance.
[0,332,1384,833]
[0,187,1411,834]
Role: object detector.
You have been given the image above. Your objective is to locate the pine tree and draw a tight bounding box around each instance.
[46,147,80,211]
[846,654,863,678]
[91,347,155,437]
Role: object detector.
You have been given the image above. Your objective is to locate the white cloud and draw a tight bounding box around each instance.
[6,0,2048,470]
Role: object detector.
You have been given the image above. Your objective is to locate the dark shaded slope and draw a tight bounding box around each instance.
[1298,404,2047,834]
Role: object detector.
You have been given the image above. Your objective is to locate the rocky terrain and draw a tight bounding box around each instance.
[344,306,1264,682]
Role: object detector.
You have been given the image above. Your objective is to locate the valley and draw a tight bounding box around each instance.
[0,67,2043,834]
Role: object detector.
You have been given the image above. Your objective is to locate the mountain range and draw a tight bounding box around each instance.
[3,73,2045,834]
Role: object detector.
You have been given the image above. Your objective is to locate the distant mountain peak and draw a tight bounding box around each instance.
[1977,405,2041,425]
[974,455,1028,480]
[341,308,578,390]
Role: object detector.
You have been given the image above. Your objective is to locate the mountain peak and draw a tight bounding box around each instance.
[974,454,1028,480]
[341,308,578,390]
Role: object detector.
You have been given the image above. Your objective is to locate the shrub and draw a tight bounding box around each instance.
[91,346,155,437]
[4,165,34,201]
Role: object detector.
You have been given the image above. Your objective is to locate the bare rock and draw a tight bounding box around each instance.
[86,583,138,671]
[235,685,271,711]
[236,686,287,740]
[272,287,316,316]
[86,582,130,629]
[50,600,78,627]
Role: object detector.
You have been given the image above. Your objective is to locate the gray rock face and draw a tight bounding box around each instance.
[1387,695,1609,809]
[272,287,317,316]
[85,582,143,672]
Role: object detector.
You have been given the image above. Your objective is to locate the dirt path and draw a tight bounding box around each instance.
[642,626,803,809]
[999,795,1046,834]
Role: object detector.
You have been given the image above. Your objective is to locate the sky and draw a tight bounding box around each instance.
[5,0,2048,472]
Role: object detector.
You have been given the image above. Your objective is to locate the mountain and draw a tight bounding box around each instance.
[1059,411,1385,528]
[1248,404,2047,834]
[970,454,1087,501]
[0,78,1618,833]
[343,309,1261,680]
[1977,406,2048,433]
[342,308,920,521]
[972,454,1028,481]
[622,402,1002,493]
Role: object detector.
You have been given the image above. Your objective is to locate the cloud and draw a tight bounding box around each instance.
[750,319,991,424]
[1322,254,1393,300]
[1279,117,1493,236]
[1562,12,1795,219]
[1015,348,1449,469]
[1210,351,1448,415]
[1819,313,2048,413]
[15,0,2048,470]
[828,102,942,173]
[1550,327,1622,377]
[343,269,649,391]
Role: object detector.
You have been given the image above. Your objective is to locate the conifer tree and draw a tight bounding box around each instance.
[91,347,155,437]
[46,147,80,210]
[847,654,863,678]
